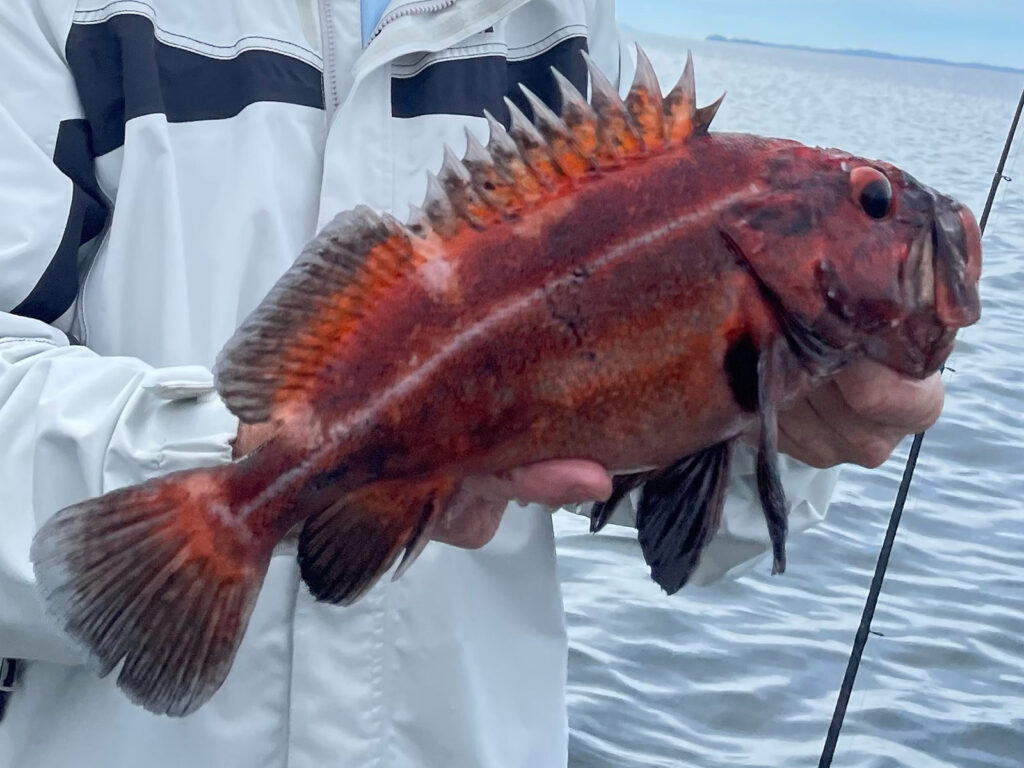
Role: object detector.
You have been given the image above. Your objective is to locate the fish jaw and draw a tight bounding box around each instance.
[868,192,982,379]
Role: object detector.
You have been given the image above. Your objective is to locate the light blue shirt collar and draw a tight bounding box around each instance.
[361,0,392,47]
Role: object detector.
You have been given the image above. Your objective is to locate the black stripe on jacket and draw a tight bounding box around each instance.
[391,35,589,125]
[67,13,326,157]
[11,120,110,323]
[12,13,326,323]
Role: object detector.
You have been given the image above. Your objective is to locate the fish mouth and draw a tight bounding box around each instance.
[881,196,981,379]
[931,203,982,328]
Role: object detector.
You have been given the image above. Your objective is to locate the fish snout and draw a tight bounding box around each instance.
[932,202,982,329]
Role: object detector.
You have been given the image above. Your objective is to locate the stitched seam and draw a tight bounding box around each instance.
[73,2,324,66]
[392,27,586,79]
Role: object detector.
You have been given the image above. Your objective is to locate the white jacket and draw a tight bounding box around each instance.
[0,1,838,766]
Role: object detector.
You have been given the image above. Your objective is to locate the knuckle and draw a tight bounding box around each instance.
[844,384,891,419]
[853,436,897,468]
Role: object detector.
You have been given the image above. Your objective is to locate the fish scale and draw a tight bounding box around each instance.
[30,46,981,717]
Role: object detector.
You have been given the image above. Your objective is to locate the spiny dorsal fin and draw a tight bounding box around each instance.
[438,144,494,228]
[505,96,563,188]
[423,171,458,237]
[216,206,414,423]
[663,50,725,141]
[461,126,527,216]
[626,44,665,150]
[519,84,591,179]
[581,50,643,159]
[551,67,613,166]
[406,46,727,234]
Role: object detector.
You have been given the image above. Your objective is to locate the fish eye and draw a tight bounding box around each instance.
[849,166,893,219]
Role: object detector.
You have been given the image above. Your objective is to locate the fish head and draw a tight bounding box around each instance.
[719,140,982,379]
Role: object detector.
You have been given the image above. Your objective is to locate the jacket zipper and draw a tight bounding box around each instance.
[318,0,340,117]
[368,0,458,44]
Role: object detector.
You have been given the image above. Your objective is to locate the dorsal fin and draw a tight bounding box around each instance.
[662,50,724,142]
[626,44,665,150]
[519,85,591,179]
[461,126,527,217]
[505,97,563,188]
[581,50,643,159]
[551,67,612,166]
[483,109,546,205]
[438,144,495,228]
[215,207,414,423]
[423,172,458,237]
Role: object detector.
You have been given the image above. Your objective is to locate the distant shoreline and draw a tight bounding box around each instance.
[706,35,1024,75]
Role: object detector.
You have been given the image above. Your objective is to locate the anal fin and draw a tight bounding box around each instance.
[635,443,733,594]
[298,477,455,605]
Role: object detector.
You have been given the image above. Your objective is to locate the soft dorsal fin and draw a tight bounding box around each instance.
[215,207,414,423]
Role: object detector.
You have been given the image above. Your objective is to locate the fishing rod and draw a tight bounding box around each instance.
[818,83,1024,768]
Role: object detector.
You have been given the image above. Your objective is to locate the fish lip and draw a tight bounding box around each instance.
[930,201,982,329]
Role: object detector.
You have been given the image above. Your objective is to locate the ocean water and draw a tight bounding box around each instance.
[556,32,1024,768]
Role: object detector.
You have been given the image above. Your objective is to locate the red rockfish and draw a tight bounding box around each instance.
[31,48,982,716]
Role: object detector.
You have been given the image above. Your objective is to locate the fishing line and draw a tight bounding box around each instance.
[817,83,1024,768]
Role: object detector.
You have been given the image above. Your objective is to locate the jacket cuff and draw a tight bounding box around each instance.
[103,365,239,490]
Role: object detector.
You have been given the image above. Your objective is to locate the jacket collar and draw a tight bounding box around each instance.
[352,0,532,81]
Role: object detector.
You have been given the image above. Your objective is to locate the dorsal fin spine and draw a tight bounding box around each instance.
[581,50,643,159]
[626,45,666,150]
[423,171,458,238]
[519,84,591,179]
[552,68,599,161]
[483,109,545,204]
[438,144,493,228]
[505,96,563,188]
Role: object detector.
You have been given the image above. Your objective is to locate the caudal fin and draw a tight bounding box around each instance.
[30,464,276,716]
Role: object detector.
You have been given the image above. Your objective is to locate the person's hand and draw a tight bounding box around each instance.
[234,422,612,549]
[778,359,945,469]
[431,460,612,548]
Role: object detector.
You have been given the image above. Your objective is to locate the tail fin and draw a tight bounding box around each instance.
[30,463,277,716]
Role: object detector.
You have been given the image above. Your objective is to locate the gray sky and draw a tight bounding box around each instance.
[616,0,1023,70]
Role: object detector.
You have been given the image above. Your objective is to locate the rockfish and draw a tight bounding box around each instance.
[31,48,982,716]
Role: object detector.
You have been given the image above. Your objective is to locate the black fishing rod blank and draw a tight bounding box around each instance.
[818,82,1024,768]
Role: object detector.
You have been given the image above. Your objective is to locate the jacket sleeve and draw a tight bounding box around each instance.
[0,1,239,664]
[575,1,842,584]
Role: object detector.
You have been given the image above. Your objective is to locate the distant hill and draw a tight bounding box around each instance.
[706,35,1024,75]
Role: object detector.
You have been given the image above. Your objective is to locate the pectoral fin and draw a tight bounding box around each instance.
[589,469,658,533]
[635,442,733,594]
[756,340,789,575]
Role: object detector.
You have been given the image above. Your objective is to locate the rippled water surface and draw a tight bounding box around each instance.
[556,32,1024,768]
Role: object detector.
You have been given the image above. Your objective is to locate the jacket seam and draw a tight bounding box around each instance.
[392,23,586,75]
[73,2,324,67]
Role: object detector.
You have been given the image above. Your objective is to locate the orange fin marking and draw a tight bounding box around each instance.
[462,127,527,218]
[626,45,666,150]
[552,67,614,166]
[662,50,725,142]
[483,110,546,205]
[505,97,564,188]
[581,51,643,159]
[216,207,414,422]
[519,85,591,179]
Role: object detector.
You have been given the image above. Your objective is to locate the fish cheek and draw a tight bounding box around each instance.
[723,332,760,413]
[746,202,816,238]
